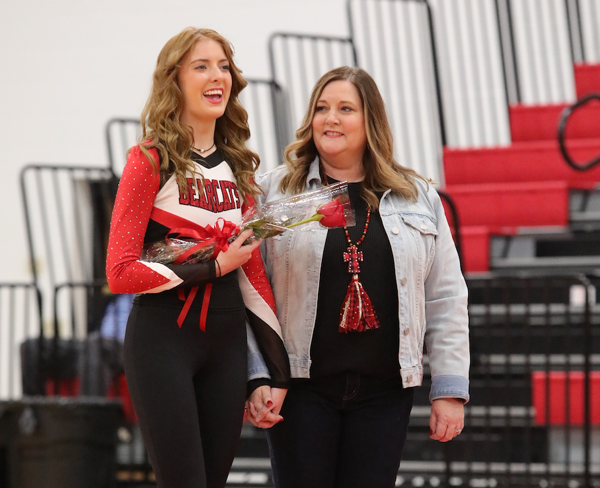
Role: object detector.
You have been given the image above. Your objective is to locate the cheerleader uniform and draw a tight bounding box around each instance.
[106,146,289,488]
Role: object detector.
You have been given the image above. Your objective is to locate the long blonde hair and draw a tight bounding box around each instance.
[280,66,428,208]
[139,27,260,201]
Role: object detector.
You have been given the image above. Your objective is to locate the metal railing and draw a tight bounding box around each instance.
[268,32,357,148]
[497,0,576,106]
[240,79,287,174]
[448,274,599,488]
[20,164,117,326]
[348,0,448,180]
[558,92,600,171]
[105,117,141,178]
[566,0,600,64]
[233,275,600,488]
[427,0,513,151]
[437,190,464,273]
[49,282,151,477]
[0,283,42,401]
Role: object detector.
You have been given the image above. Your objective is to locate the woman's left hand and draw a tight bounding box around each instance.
[429,398,464,442]
[246,386,287,429]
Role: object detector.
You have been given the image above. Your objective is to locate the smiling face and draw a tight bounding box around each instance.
[177,38,233,126]
[311,79,368,172]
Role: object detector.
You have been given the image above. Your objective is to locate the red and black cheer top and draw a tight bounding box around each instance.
[106,146,290,388]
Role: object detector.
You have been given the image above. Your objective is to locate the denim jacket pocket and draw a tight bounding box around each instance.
[400,213,438,271]
[400,213,439,236]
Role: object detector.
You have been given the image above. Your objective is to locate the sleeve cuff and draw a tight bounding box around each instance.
[429,374,470,404]
[248,351,271,380]
[247,378,270,398]
[247,322,271,381]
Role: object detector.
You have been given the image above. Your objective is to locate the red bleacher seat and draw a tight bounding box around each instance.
[443,62,600,273]
[532,371,600,426]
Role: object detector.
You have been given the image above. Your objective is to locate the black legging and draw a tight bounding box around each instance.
[124,298,247,488]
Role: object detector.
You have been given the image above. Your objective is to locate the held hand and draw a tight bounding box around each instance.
[216,230,262,276]
[429,398,464,442]
[246,386,286,429]
[270,387,287,416]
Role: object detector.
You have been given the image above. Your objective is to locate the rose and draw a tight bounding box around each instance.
[285,196,347,229]
[142,191,352,265]
[315,197,347,227]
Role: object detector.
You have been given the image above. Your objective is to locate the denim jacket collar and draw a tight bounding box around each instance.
[307,157,322,186]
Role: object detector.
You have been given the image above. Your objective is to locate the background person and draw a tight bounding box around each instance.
[247,66,469,488]
[106,27,289,488]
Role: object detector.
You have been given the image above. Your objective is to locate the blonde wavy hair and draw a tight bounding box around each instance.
[280,66,428,208]
[139,27,260,201]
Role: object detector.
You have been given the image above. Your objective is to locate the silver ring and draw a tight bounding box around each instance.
[455,429,461,434]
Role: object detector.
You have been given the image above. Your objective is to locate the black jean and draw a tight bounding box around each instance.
[266,373,414,488]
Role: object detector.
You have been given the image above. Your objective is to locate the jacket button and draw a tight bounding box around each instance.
[391,227,399,235]
[404,328,410,336]
[420,223,427,231]
[407,375,413,382]
[401,277,407,286]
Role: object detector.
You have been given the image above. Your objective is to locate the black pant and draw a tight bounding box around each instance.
[266,373,414,488]
[124,301,247,488]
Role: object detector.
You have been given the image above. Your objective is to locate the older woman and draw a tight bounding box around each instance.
[247,66,469,488]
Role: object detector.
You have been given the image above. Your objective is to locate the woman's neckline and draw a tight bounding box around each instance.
[325,174,362,185]
[192,147,218,158]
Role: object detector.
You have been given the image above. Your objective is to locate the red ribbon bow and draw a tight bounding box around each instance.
[169,218,240,265]
[170,218,240,331]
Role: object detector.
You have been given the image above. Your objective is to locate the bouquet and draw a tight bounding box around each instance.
[141,182,355,266]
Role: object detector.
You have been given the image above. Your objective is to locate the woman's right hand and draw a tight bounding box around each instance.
[216,229,262,276]
[247,386,287,428]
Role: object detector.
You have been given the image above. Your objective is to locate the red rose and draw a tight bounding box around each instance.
[317,197,347,228]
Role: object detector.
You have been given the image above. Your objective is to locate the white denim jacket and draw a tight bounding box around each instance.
[253,159,470,402]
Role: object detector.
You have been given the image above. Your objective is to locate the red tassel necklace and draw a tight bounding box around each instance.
[338,206,380,333]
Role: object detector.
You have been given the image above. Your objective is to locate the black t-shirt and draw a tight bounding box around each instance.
[309,181,401,378]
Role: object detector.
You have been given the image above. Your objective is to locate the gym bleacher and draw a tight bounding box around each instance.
[1,1,599,487]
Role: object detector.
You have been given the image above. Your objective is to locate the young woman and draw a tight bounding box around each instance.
[106,27,289,488]
[248,67,469,488]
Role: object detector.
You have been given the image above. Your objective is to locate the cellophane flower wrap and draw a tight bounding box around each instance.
[141,181,355,265]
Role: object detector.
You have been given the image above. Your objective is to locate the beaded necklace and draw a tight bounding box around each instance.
[338,201,380,333]
[342,208,370,274]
